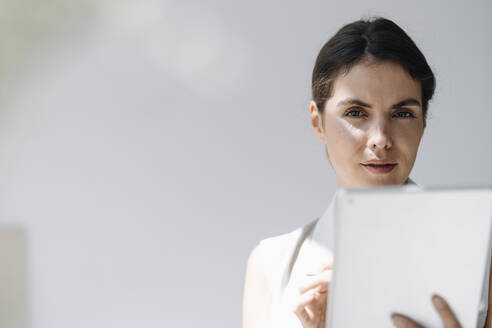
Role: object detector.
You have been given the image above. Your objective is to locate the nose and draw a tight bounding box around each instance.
[366,119,392,151]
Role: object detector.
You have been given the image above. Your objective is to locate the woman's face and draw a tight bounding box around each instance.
[310,60,426,188]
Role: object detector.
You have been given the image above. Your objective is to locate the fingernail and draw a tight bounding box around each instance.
[391,314,407,327]
[432,294,446,310]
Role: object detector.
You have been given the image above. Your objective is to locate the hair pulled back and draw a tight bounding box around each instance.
[312,17,435,119]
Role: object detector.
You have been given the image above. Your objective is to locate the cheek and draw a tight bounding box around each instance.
[394,125,423,153]
[325,120,365,160]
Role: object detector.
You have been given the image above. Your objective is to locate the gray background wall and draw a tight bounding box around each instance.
[0,0,490,327]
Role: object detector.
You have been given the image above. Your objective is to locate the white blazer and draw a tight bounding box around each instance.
[255,179,490,327]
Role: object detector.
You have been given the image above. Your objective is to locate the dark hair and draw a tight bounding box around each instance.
[312,17,435,120]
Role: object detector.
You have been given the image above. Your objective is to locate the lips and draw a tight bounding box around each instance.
[361,161,397,174]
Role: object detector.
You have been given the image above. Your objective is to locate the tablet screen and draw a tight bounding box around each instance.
[326,187,492,328]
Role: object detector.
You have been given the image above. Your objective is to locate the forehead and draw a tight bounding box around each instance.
[328,60,421,107]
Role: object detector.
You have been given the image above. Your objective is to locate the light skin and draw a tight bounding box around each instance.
[311,59,426,189]
[242,59,492,328]
[301,59,461,328]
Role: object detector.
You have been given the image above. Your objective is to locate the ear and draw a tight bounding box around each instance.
[310,101,326,144]
[423,103,428,130]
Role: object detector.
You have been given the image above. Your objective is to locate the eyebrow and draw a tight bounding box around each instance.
[336,97,422,109]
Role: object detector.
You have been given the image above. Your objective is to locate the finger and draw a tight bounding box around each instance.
[292,289,328,324]
[391,313,423,328]
[320,263,332,271]
[292,289,317,320]
[294,305,313,323]
[432,294,461,328]
[294,289,318,310]
[299,270,332,294]
[305,264,332,277]
[294,303,312,323]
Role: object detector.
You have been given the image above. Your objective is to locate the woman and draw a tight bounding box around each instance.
[242,17,492,328]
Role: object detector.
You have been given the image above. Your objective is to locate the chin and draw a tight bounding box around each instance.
[368,176,407,187]
[338,170,408,189]
[347,176,403,189]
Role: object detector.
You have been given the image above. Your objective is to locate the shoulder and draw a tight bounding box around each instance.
[243,219,319,327]
[256,218,319,265]
[244,230,297,289]
[246,217,320,279]
[249,218,320,289]
[243,241,271,327]
[243,230,300,328]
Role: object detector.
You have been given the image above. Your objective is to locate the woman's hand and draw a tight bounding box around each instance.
[391,294,462,328]
[290,264,332,328]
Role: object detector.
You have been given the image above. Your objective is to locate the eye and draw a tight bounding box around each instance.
[345,108,366,118]
[393,111,416,118]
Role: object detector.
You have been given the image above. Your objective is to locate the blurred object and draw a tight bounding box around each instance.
[97,0,249,98]
[0,0,249,98]
[0,0,95,84]
[0,228,27,328]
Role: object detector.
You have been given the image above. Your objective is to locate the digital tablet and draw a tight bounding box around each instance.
[326,186,492,328]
